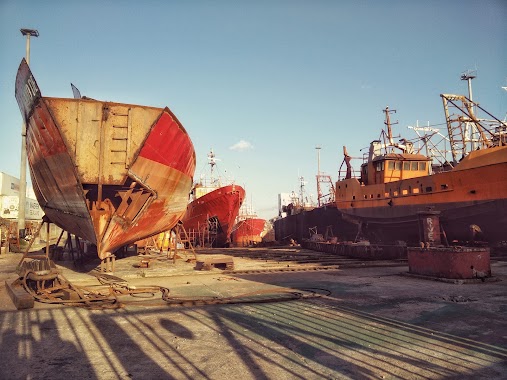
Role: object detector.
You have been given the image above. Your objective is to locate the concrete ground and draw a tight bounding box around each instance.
[0,247,506,379]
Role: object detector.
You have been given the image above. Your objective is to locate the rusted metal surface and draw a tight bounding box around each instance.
[417,210,442,246]
[328,92,507,245]
[182,184,245,247]
[302,240,408,260]
[231,217,265,247]
[15,59,195,259]
[195,256,234,271]
[408,246,491,279]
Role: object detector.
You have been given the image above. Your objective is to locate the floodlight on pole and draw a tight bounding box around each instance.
[18,28,39,239]
[460,69,476,102]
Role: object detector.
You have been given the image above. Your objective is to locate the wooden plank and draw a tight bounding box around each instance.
[195,256,234,271]
[5,280,34,309]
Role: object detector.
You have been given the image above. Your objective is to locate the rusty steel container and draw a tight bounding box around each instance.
[15,59,195,259]
[408,246,491,279]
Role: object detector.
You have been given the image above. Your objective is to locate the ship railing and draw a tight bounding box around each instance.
[337,168,361,181]
[194,177,222,189]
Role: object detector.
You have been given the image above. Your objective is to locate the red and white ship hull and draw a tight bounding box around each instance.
[15,59,196,259]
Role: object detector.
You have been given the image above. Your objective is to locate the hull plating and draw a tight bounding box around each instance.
[231,218,266,246]
[342,199,507,244]
[335,147,507,244]
[16,59,196,259]
[182,184,245,247]
[274,205,358,244]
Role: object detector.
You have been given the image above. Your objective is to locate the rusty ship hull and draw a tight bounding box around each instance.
[182,184,245,247]
[276,91,507,246]
[335,146,507,244]
[274,204,358,244]
[231,217,266,247]
[15,59,196,259]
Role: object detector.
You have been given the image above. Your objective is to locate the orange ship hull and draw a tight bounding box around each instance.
[15,59,195,259]
[231,218,266,247]
[182,184,245,247]
[335,146,507,244]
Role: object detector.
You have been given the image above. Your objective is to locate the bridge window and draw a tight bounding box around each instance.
[403,162,410,170]
[396,162,402,170]
[388,161,394,170]
[411,162,418,170]
[419,162,427,171]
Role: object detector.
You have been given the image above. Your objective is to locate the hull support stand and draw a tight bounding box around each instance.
[100,254,116,273]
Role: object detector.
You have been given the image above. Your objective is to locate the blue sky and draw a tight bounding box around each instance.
[1,0,506,221]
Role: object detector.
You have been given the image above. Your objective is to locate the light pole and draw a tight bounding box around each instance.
[18,28,39,239]
[316,145,321,207]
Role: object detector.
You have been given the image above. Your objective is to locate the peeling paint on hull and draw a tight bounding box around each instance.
[15,59,196,259]
[232,218,266,247]
[182,184,245,247]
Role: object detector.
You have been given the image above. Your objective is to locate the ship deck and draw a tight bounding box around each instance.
[1,246,506,379]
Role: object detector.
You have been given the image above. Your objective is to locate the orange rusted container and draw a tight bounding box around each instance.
[408,246,491,279]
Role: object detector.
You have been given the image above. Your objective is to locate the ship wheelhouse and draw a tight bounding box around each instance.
[361,153,431,186]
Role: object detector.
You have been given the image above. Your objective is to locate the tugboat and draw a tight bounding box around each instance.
[334,85,507,245]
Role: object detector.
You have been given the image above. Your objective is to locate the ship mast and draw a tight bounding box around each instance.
[315,145,335,206]
[299,176,306,207]
[384,106,396,146]
[441,70,497,164]
[208,148,217,185]
[461,70,480,151]
[461,70,476,104]
[382,107,408,153]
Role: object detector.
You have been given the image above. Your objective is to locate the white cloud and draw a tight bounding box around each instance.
[229,139,253,151]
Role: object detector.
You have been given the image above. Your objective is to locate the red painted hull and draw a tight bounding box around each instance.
[231,218,266,247]
[15,59,195,259]
[181,184,245,247]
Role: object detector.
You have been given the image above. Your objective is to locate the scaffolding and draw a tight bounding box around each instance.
[167,222,196,263]
[184,216,220,248]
